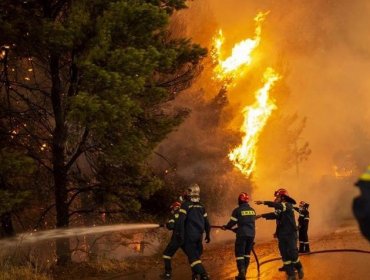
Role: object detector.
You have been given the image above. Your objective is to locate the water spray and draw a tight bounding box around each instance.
[0,223,161,248]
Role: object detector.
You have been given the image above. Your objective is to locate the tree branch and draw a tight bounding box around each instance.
[33,203,56,230]
[65,127,89,171]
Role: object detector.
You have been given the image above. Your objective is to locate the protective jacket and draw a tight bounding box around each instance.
[354,165,370,242]
[176,200,210,240]
[294,207,309,230]
[224,202,256,237]
[261,201,297,237]
[261,200,302,277]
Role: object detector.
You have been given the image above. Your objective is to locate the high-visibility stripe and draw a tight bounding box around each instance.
[359,166,370,181]
[304,217,310,220]
[189,205,203,208]
[304,242,310,244]
[190,260,202,267]
[203,213,208,217]
[282,203,287,212]
[163,255,172,259]
[283,261,292,265]
[293,258,300,263]
[180,209,187,215]
[299,214,304,217]
[236,257,245,260]
[168,219,175,223]
[299,241,304,244]
[244,255,250,258]
[241,210,255,216]
[174,214,179,218]
[230,216,238,221]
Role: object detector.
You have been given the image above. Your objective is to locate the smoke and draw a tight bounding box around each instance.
[154,0,370,237]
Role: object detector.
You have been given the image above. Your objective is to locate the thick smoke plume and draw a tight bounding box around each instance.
[154,0,370,239]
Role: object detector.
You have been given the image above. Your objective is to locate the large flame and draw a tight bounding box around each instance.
[212,12,268,82]
[228,68,281,176]
[212,11,280,177]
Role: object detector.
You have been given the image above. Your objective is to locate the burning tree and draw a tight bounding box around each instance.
[0,0,205,263]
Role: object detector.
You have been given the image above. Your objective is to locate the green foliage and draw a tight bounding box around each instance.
[0,149,34,215]
[0,0,206,224]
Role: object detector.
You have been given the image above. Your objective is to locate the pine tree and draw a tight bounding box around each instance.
[0,0,206,263]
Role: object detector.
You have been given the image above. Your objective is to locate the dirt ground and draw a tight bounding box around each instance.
[105,224,370,280]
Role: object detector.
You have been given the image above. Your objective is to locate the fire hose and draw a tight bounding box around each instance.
[210,225,370,275]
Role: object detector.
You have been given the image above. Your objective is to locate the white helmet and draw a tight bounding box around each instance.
[187,183,200,202]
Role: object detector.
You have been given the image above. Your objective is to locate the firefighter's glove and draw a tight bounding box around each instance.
[221,225,227,230]
[255,201,263,205]
[205,234,211,243]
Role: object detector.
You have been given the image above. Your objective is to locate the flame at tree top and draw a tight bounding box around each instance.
[212,12,268,83]
[211,11,280,177]
[228,68,280,176]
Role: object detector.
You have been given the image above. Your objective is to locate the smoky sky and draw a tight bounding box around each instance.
[154,0,370,236]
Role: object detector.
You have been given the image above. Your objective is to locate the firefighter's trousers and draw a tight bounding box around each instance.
[162,236,182,273]
[235,236,254,279]
[278,233,303,276]
[182,235,207,276]
[298,225,310,253]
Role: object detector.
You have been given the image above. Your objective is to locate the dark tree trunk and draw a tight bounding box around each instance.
[0,212,15,238]
[50,52,71,264]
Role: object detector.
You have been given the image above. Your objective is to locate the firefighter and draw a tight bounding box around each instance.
[294,201,310,253]
[353,165,370,242]
[221,192,256,280]
[176,183,211,280]
[161,201,182,279]
[255,188,304,280]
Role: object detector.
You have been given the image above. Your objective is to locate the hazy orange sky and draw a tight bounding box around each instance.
[156,0,370,235]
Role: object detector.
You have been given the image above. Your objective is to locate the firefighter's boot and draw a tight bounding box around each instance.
[244,256,250,277]
[200,274,210,280]
[160,272,171,280]
[305,243,310,253]
[297,268,304,279]
[285,264,296,280]
[298,242,304,253]
[236,258,246,280]
[294,260,304,279]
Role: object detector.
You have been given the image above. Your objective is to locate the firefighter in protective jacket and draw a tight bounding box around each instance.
[161,201,182,279]
[222,192,256,280]
[353,165,370,242]
[176,183,211,280]
[256,188,304,280]
[294,201,310,253]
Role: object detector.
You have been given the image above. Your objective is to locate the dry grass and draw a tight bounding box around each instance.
[0,265,52,280]
[53,258,130,280]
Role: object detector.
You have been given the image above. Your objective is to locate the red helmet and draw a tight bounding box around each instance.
[170,201,181,210]
[238,192,249,203]
[274,188,288,197]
